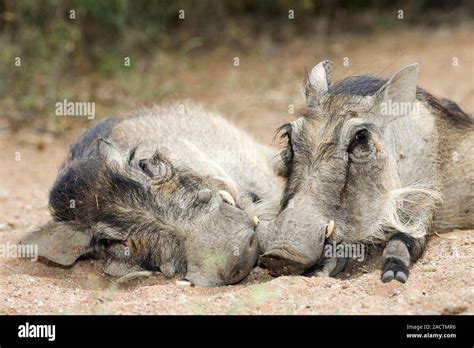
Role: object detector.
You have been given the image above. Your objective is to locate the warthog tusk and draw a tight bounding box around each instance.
[253,216,260,226]
[326,220,335,238]
[219,190,236,206]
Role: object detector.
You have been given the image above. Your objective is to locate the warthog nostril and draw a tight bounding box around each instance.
[260,247,314,277]
[221,267,247,284]
[229,269,243,282]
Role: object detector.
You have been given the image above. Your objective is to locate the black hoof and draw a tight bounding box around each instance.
[382,257,409,283]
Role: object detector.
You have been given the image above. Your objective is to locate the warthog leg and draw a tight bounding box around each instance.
[316,256,348,277]
[381,233,426,283]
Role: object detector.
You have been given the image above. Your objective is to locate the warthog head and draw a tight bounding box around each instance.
[28,139,258,287]
[259,61,439,275]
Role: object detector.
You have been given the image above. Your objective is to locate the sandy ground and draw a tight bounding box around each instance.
[0,25,473,314]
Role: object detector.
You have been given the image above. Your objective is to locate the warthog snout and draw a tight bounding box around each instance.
[185,227,258,287]
[260,244,314,276]
[258,208,328,276]
[223,232,258,283]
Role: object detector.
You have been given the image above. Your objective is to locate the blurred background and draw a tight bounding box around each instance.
[0,0,472,144]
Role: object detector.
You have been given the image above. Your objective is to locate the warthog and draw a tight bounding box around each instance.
[258,61,473,283]
[22,102,282,287]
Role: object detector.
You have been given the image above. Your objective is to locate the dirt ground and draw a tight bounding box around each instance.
[0,25,473,314]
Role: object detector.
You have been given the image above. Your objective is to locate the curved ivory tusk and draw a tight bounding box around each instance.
[213,175,239,201]
[218,190,236,206]
[253,216,260,226]
[326,220,335,238]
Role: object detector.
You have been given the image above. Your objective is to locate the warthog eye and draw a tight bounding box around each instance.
[348,128,376,163]
[138,158,170,181]
[138,159,148,172]
[354,129,368,143]
[348,129,369,152]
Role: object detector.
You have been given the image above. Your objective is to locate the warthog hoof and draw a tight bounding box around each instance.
[381,257,409,283]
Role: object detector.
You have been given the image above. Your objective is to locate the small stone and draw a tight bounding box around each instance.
[176,280,192,286]
[441,305,467,315]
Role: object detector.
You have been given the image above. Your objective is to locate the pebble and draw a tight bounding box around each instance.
[176,280,192,287]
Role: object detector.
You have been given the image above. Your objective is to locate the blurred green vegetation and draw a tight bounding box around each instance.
[0,0,472,131]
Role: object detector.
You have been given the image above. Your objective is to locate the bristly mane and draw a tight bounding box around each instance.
[325,75,473,128]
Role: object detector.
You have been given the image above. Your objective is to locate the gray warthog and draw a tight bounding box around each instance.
[258,61,473,283]
[22,102,281,287]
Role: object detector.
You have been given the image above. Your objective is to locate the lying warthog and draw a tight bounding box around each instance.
[259,61,473,283]
[22,102,282,287]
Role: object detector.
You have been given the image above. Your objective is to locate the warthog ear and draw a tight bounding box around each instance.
[374,63,420,124]
[96,137,124,166]
[305,60,333,104]
[20,222,94,266]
